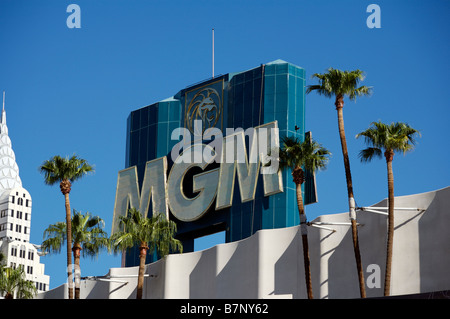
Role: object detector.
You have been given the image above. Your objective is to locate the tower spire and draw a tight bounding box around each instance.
[1,91,6,124]
[0,91,21,194]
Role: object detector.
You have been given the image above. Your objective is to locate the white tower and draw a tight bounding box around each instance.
[0,92,50,296]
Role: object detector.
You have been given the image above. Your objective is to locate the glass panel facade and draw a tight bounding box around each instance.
[124,60,314,266]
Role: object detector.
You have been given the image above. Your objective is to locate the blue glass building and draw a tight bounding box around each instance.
[124,60,315,266]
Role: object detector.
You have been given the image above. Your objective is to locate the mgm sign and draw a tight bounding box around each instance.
[112,120,282,249]
[113,62,313,261]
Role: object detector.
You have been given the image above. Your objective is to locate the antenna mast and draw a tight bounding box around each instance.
[212,28,215,78]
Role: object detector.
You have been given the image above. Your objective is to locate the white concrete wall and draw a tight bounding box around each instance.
[37,186,450,299]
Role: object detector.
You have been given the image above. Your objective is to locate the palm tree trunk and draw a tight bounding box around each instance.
[64,191,74,300]
[335,95,366,298]
[384,150,395,296]
[293,167,313,299]
[137,243,148,299]
[73,243,82,299]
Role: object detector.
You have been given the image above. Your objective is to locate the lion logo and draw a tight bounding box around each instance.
[186,88,221,135]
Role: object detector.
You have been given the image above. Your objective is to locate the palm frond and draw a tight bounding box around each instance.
[307,68,372,102]
[0,266,37,299]
[110,208,182,257]
[42,210,109,258]
[279,135,331,173]
[358,147,383,163]
[357,120,420,161]
[39,154,94,185]
[41,222,66,254]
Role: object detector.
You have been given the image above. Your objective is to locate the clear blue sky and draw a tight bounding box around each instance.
[1,0,449,289]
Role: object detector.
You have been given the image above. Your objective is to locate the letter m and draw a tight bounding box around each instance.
[111,157,168,235]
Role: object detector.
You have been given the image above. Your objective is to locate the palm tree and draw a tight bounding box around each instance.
[110,208,183,299]
[356,121,420,296]
[307,68,372,298]
[278,135,330,299]
[39,155,94,299]
[41,210,109,299]
[0,265,37,299]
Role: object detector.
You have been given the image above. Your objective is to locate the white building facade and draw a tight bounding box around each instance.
[38,186,450,299]
[0,99,50,295]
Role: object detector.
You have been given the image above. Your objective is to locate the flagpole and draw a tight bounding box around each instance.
[212,28,215,78]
